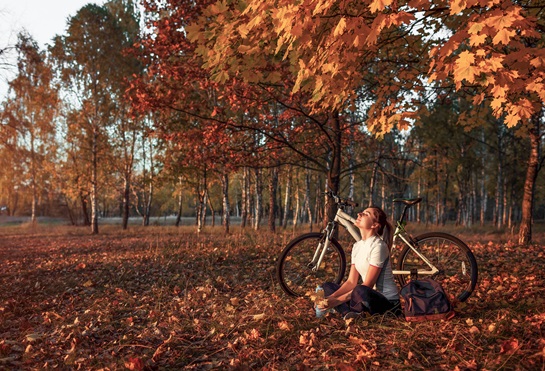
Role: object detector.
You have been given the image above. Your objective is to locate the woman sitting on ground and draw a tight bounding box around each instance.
[318,206,400,319]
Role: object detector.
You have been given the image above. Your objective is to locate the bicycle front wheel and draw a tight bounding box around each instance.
[396,232,478,302]
[276,232,346,297]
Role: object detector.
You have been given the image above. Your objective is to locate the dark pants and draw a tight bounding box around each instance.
[323,282,399,316]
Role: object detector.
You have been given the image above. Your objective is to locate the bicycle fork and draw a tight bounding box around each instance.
[310,223,336,272]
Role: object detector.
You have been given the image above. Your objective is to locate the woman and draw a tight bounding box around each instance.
[318,207,399,319]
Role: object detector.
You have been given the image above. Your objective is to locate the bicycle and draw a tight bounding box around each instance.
[276,191,478,303]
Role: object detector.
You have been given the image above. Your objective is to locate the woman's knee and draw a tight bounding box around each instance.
[322,282,339,296]
[352,285,372,301]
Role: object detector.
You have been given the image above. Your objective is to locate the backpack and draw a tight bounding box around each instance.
[400,277,455,322]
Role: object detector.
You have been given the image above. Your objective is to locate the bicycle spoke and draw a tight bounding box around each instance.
[397,233,478,302]
[277,233,346,297]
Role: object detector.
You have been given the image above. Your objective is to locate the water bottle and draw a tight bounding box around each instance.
[315,285,327,318]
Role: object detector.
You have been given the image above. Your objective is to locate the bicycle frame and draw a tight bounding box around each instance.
[391,221,439,276]
[310,208,360,272]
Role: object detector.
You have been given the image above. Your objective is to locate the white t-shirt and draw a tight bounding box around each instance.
[351,235,399,301]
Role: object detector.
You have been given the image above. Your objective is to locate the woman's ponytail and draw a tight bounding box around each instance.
[371,207,393,250]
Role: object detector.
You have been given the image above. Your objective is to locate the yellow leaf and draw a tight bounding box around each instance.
[468,22,483,34]
[530,57,545,68]
[333,17,347,37]
[492,28,515,45]
[450,0,467,15]
[457,50,475,68]
[83,280,93,287]
[278,321,292,331]
[454,51,477,82]
[469,326,480,334]
[504,112,520,127]
[491,84,507,98]
[252,313,265,320]
[469,33,487,46]
[26,333,41,342]
[369,0,393,13]
[454,65,478,83]
[473,93,485,105]
[490,97,506,112]
[237,44,253,53]
[238,24,250,38]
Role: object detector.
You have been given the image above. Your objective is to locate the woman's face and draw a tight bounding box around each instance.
[355,208,379,230]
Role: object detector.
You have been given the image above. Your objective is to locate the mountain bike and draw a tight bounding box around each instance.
[276,191,478,303]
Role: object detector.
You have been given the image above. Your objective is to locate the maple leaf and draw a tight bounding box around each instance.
[124,357,145,371]
[333,17,347,37]
[369,0,393,13]
[491,84,507,98]
[500,338,520,355]
[490,97,506,113]
[530,57,545,68]
[492,28,515,45]
[468,22,484,34]
[454,51,478,83]
[504,112,520,127]
[469,33,487,46]
[473,93,485,105]
[450,0,467,15]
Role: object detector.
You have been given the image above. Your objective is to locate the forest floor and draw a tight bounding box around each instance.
[0,223,544,370]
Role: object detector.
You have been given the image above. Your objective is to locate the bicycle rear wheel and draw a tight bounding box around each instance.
[396,232,478,302]
[276,232,346,297]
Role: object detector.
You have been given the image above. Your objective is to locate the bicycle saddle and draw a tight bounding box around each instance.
[393,197,422,206]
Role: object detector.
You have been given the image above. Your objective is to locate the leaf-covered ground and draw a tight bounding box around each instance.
[1,225,544,370]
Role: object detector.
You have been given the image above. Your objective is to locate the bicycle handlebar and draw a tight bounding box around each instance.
[324,191,359,208]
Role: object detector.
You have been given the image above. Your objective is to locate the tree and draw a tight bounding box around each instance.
[51,2,140,233]
[188,0,545,241]
[1,33,58,222]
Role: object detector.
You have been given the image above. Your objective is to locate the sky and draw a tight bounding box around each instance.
[0,0,100,49]
[0,0,102,97]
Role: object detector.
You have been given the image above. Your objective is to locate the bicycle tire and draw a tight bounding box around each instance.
[276,232,346,297]
[396,232,478,302]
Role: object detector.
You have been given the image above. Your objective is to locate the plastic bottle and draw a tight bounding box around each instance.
[315,285,328,318]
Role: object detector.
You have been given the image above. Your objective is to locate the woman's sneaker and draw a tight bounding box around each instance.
[343,311,362,320]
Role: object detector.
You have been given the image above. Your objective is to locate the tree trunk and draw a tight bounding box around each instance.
[268,167,278,232]
[122,177,130,230]
[241,167,249,228]
[325,114,342,226]
[91,127,99,234]
[221,172,230,234]
[175,177,183,227]
[197,170,207,233]
[282,166,292,229]
[480,128,487,226]
[495,130,504,228]
[254,167,263,230]
[304,168,313,228]
[293,182,300,230]
[30,130,37,224]
[368,161,378,207]
[143,180,153,226]
[518,115,540,245]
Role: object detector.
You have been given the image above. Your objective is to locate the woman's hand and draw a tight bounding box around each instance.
[323,297,343,309]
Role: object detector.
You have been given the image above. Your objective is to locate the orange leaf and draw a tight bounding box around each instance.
[450,0,467,15]
[369,0,393,13]
[500,338,520,355]
[492,28,515,45]
[469,33,487,46]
